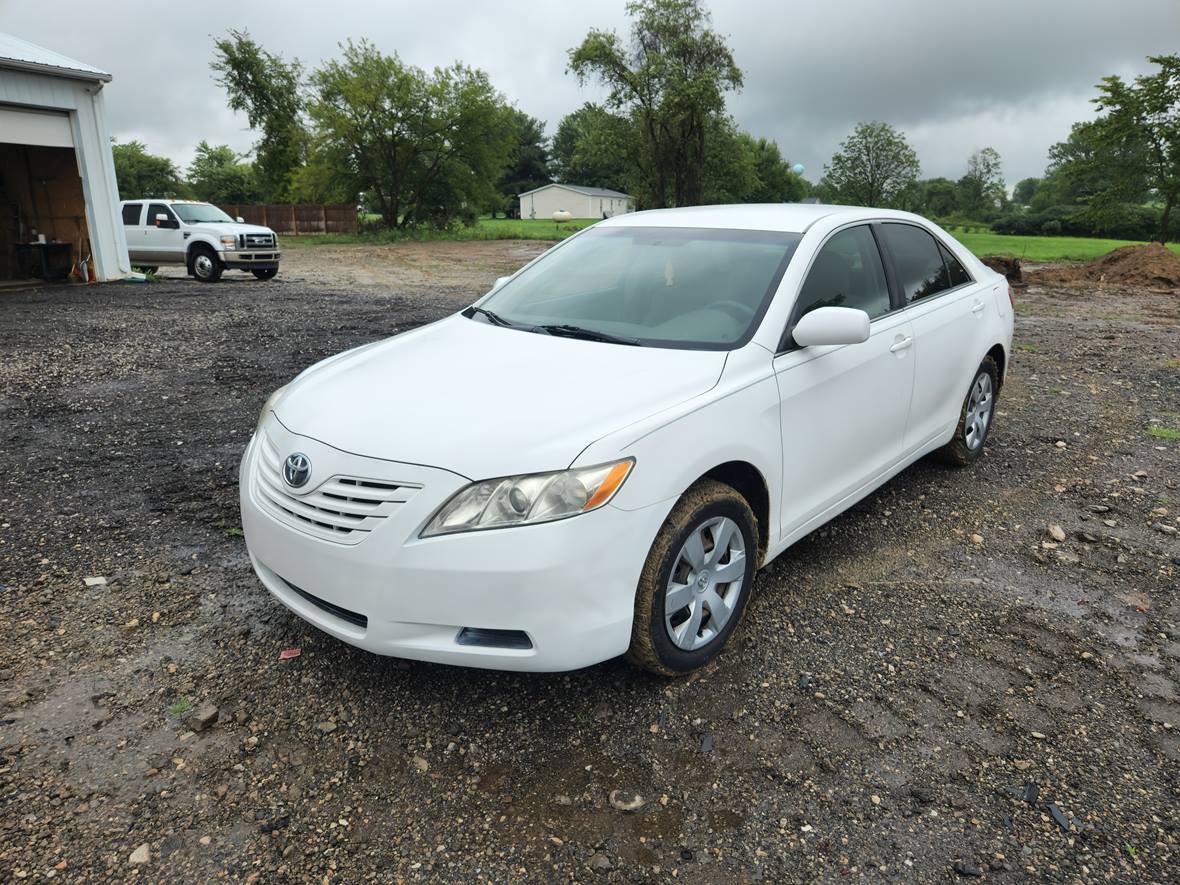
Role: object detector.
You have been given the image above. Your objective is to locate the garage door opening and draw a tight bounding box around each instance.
[1,140,90,285]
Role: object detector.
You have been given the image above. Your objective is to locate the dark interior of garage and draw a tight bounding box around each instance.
[0,142,89,283]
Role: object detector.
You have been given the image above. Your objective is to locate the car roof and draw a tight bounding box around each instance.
[594,203,930,234]
[120,199,208,204]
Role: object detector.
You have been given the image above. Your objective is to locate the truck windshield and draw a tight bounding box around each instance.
[173,204,235,224]
[472,226,801,350]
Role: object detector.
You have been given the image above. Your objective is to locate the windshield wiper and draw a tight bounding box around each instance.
[466,305,516,327]
[538,324,643,346]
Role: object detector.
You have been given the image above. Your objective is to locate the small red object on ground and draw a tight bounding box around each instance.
[279,648,302,661]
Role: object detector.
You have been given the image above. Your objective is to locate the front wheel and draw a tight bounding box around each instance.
[939,355,998,465]
[252,268,278,281]
[189,246,223,283]
[627,479,758,675]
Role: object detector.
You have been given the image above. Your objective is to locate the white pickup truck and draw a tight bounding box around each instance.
[120,199,281,282]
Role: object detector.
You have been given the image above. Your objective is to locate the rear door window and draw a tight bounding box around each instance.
[939,242,972,288]
[880,223,950,303]
[121,203,142,225]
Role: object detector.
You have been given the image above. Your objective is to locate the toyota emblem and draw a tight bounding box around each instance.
[283,452,312,488]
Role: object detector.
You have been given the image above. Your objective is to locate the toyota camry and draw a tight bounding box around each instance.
[239,204,1013,674]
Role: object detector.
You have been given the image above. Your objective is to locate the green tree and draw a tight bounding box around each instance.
[1012,177,1041,206]
[568,0,742,208]
[308,40,515,228]
[956,147,1006,218]
[1090,54,1180,242]
[496,109,551,216]
[913,177,958,216]
[111,140,185,200]
[186,141,260,204]
[819,122,920,208]
[741,135,807,203]
[550,103,633,191]
[1042,119,1149,220]
[211,30,306,201]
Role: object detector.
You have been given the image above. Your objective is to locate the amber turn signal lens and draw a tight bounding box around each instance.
[583,460,634,511]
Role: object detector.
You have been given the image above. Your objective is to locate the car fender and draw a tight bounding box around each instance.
[577,345,782,538]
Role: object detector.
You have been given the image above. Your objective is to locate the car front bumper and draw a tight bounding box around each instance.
[239,420,669,671]
[221,249,280,270]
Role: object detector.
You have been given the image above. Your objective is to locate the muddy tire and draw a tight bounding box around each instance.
[939,355,999,466]
[627,479,758,676]
[189,245,223,283]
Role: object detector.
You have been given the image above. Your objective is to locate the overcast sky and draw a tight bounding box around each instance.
[2,0,1176,186]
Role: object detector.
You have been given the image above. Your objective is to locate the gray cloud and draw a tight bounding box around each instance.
[2,0,1175,186]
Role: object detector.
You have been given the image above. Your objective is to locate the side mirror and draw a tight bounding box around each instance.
[235,216,245,223]
[155,213,169,226]
[792,306,871,347]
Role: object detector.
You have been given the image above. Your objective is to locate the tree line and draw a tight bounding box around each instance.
[111,0,806,226]
[111,1,1177,243]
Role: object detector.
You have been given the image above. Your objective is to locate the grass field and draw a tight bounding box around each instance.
[283,218,1180,262]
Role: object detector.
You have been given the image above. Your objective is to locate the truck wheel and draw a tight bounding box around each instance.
[189,246,223,283]
[252,268,278,281]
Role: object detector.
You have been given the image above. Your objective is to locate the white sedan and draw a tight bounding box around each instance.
[240,204,1013,674]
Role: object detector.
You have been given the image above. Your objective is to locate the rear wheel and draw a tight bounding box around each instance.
[189,246,223,283]
[940,355,998,465]
[252,268,278,281]
[627,479,758,675]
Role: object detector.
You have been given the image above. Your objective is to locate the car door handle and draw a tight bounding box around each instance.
[889,336,913,353]
[971,300,985,315]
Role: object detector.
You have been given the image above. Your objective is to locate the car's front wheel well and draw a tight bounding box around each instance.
[699,461,769,562]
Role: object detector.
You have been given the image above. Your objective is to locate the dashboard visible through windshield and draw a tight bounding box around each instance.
[472,226,802,349]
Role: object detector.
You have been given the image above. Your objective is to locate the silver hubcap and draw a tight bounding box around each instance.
[194,254,213,277]
[664,516,746,651]
[964,372,993,451]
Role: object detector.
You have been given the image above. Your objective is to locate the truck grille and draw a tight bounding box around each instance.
[243,232,275,249]
[253,434,419,544]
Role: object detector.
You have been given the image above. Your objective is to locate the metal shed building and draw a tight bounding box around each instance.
[0,33,128,284]
[519,184,634,220]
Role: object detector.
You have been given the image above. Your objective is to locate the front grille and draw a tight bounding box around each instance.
[281,576,368,629]
[254,434,419,545]
[244,232,275,249]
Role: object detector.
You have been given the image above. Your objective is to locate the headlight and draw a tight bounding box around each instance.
[421,459,634,537]
[255,384,288,435]
[221,235,237,247]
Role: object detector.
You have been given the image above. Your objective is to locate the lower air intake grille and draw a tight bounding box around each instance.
[282,577,368,629]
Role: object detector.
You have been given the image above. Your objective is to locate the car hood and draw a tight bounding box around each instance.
[272,314,728,478]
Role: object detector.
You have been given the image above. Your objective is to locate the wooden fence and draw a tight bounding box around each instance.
[216,203,358,235]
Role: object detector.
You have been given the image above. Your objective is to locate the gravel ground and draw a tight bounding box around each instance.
[1,242,1178,883]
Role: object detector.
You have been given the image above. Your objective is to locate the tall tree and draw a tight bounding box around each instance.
[496,110,551,216]
[308,40,514,228]
[211,30,306,201]
[186,141,261,204]
[550,103,633,190]
[914,177,958,216]
[956,147,1006,218]
[110,140,185,200]
[568,0,742,208]
[1012,177,1041,206]
[819,122,920,208]
[1091,54,1180,242]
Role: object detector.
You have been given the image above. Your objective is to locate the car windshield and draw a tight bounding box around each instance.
[172,203,235,224]
[473,226,801,349]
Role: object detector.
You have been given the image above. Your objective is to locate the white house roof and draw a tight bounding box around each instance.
[0,33,111,82]
[520,183,632,199]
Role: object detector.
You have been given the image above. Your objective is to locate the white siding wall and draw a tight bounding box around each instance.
[520,185,633,220]
[0,69,128,281]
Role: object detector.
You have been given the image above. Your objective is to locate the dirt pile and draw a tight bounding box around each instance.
[1027,242,1180,289]
[980,254,1023,284]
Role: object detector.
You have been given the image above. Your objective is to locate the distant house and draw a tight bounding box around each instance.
[519,184,634,221]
